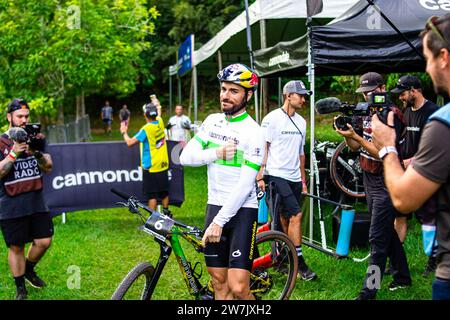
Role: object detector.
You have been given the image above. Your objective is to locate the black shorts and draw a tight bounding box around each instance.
[266,175,302,218]
[204,204,258,271]
[0,213,54,248]
[143,169,169,201]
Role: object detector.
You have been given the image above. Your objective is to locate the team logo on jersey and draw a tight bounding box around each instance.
[232,250,242,258]
[251,148,261,157]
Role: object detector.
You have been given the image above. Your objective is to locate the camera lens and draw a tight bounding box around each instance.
[334,116,352,131]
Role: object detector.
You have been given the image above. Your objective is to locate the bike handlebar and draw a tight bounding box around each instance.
[110,188,203,237]
[111,188,131,201]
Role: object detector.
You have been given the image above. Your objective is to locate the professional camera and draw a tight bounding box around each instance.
[25,123,46,151]
[315,92,403,135]
[9,123,45,151]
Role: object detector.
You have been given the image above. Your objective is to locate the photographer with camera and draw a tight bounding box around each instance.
[391,75,439,277]
[372,14,450,300]
[333,72,411,300]
[0,98,53,300]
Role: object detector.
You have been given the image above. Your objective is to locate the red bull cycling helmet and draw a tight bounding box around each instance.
[217,64,259,90]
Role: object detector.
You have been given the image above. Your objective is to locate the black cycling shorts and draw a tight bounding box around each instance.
[0,213,54,248]
[267,175,303,218]
[204,204,258,271]
[143,169,169,201]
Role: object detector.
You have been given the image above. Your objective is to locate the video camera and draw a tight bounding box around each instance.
[315,92,402,132]
[9,123,45,151]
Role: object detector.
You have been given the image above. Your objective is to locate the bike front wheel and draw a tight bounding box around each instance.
[251,230,298,300]
[111,262,155,300]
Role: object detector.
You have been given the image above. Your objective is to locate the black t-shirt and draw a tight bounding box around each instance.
[119,109,130,121]
[400,100,439,159]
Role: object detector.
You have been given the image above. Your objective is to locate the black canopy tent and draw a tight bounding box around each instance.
[254,0,450,78]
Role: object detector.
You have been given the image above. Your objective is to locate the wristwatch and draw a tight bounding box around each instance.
[378,146,398,160]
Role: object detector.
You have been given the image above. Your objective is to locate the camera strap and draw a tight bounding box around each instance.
[280,107,304,138]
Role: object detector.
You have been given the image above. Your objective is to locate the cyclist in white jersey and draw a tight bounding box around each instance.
[180,64,264,300]
[258,80,317,281]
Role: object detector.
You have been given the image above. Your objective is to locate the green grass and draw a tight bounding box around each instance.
[0,116,433,300]
[0,165,434,300]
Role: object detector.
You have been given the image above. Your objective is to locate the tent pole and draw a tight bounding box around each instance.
[245,0,259,123]
[307,19,315,241]
[193,66,198,123]
[169,74,173,118]
[177,75,182,105]
[260,19,268,118]
[218,50,223,72]
[278,77,282,107]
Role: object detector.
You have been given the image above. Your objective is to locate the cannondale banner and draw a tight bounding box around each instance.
[43,141,184,216]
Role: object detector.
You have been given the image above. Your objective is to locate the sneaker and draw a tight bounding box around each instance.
[388,280,411,291]
[298,267,318,281]
[15,286,28,300]
[355,289,376,300]
[422,256,437,278]
[24,270,46,288]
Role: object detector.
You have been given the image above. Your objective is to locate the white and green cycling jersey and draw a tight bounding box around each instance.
[180,111,265,227]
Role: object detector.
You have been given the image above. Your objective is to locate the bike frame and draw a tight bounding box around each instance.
[141,225,206,300]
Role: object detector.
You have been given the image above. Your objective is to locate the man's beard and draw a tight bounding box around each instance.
[404,96,415,109]
[222,97,247,116]
[10,119,25,128]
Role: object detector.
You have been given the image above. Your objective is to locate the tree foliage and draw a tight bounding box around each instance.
[0,0,159,125]
[146,0,242,89]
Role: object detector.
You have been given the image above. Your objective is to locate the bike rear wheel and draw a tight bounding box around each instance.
[330,141,366,198]
[111,262,155,300]
[251,230,298,300]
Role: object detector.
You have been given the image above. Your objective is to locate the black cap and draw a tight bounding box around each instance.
[142,103,158,117]
[7,98,29,113]
[390,75,422,94]
[355,72,384,93]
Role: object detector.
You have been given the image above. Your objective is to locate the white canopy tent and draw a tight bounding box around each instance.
[193,0,358,67]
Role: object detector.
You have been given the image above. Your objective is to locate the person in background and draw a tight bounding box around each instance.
[101,100,113,136]
[167,105,192,144]
[120,102,171,217]
[390,75,439,277]
[119,104,131,128]
[335,72,412,300]
[257,80,317,281]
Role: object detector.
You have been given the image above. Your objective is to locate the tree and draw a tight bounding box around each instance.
[0,0,159,126]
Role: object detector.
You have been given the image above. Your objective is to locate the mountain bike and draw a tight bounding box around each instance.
[109,188,298,300]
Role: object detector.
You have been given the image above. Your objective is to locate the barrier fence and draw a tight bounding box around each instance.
[46,115,91,144]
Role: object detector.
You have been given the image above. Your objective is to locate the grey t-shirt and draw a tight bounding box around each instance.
[412,120,450,279]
